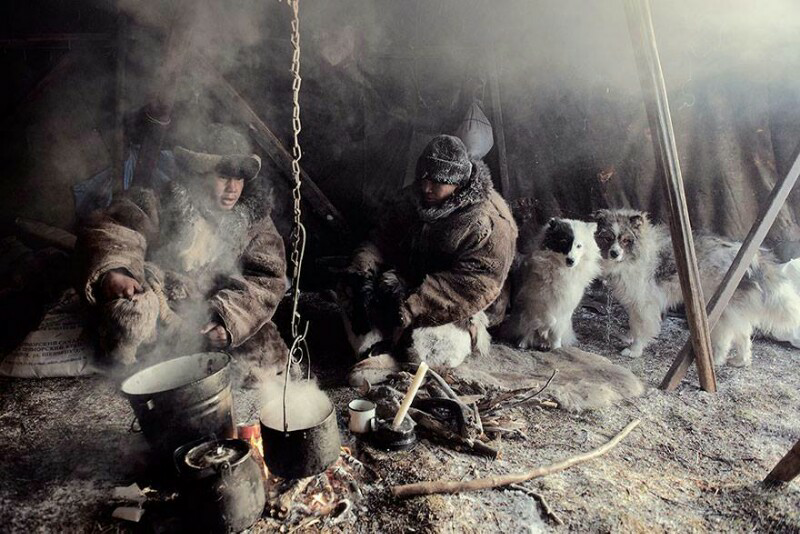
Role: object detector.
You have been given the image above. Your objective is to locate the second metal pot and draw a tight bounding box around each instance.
[260,403,341,479]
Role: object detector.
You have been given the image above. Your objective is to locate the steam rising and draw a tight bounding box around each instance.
[3,1,800,243]
[260,377,331,432]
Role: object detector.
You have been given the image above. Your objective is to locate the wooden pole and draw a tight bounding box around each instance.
[489,49,511,197]
[112,12,128,195]
[0,52,76,129]
[765,439,800,485]
[132,8,194,189]
[623,0,716,392]
[661,148,800,390]
[200,60,351,240]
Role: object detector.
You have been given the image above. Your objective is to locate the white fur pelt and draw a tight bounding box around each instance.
[594,209,800,366]
[457,344,645,412]
[340,310,489,368]
[501,218,601,350]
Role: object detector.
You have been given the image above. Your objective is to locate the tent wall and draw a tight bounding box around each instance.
[1,0,799,251]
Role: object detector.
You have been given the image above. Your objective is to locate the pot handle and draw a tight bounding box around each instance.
[129,416,142,433]
[216,460,232,478]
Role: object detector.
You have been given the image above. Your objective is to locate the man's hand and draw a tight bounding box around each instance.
[101,270,142,301]
[201,321,231,349]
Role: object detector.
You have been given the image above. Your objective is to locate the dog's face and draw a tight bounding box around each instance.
[542,218,597,268]
[592,209,646,262]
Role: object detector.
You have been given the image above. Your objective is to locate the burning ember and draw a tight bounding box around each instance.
[263,448,376,531]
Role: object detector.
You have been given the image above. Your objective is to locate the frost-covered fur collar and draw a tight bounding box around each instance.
[155,174,273,273]
[413,160,494,222]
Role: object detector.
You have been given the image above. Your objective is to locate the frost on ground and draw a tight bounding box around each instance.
[1,291,799,532]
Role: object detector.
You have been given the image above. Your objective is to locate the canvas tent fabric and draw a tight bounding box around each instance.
[1,1,799,253]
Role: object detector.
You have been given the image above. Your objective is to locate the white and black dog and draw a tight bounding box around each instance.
[593,208,800,366]
[501,218,601,350]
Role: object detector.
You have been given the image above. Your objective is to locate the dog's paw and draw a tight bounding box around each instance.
[532,339,552,352]
[727,354,752,368]
[621,346,643,358]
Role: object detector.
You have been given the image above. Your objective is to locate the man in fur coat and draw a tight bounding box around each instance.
[76,124,288,383]
[343,134,517,369]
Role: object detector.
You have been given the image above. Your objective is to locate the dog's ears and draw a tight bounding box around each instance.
[591,210,608,224]
[629,214,645,229]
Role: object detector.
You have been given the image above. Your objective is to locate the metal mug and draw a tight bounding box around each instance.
[348,399,376,434]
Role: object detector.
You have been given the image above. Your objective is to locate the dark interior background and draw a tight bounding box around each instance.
[2,0,800,265]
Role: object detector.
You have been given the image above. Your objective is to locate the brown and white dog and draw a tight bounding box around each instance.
[593,208,800,366]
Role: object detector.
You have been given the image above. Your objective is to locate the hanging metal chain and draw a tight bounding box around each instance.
[287,0,306,340]
[282,0,310,433]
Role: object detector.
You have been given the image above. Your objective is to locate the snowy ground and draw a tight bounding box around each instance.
[1,292,799,533]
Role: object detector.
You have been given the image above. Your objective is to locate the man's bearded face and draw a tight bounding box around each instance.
[213,175,244,210]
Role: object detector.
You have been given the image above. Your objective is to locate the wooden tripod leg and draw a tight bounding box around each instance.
[623,0,716,391]
[765,439,800,485]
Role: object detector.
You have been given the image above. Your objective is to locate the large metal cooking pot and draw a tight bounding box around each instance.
[121,352,234,458]
[260,400,341,479]
[174,438,266,533]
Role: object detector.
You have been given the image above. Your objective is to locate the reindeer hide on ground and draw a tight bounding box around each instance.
[456,345,644,412]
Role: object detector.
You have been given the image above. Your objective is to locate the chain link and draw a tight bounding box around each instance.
[282,0,310,432]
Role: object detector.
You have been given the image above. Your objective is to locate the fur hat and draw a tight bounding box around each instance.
[415,134,473,185]
[173,123,262,181]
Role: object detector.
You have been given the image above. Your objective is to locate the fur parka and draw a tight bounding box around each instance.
[76,176,288,372]
[350,160,518,329]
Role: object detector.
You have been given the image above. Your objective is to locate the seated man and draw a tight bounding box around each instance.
[343,134,517,369]
[76,124,288,384]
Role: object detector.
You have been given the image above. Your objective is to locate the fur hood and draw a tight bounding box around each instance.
[413,160,494,223]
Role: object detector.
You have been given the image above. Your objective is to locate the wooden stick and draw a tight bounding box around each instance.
[488,49,510,197]
[112,12,128,195]
[408,408,499,459]
[507,484,564,525]
[661,147,800,390]
[488,370,557,413]
[15,217,77,251]
[765,438,800,485]
[623,0,716,392]
[1,52,76,128]
[393,362,428,429]
[406,363,481,437]
[391,419,640,498]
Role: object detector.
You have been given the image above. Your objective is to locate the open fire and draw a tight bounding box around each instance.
[263,448,376,531]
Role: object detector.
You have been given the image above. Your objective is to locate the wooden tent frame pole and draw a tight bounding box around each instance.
[132,8,194,189]
[622,0,717,392]
[661,147,800,390]
[765,438,800,485]
[488,48,511,197]
[112,11,128,194]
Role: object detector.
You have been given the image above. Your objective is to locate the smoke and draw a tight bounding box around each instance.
[260,376,332,431]
[3,1,800,240]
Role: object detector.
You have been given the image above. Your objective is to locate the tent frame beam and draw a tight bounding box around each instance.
[660,143,800,390]
[623,0,717,391]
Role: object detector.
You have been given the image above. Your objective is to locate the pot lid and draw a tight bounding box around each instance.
[184,439,250,470]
